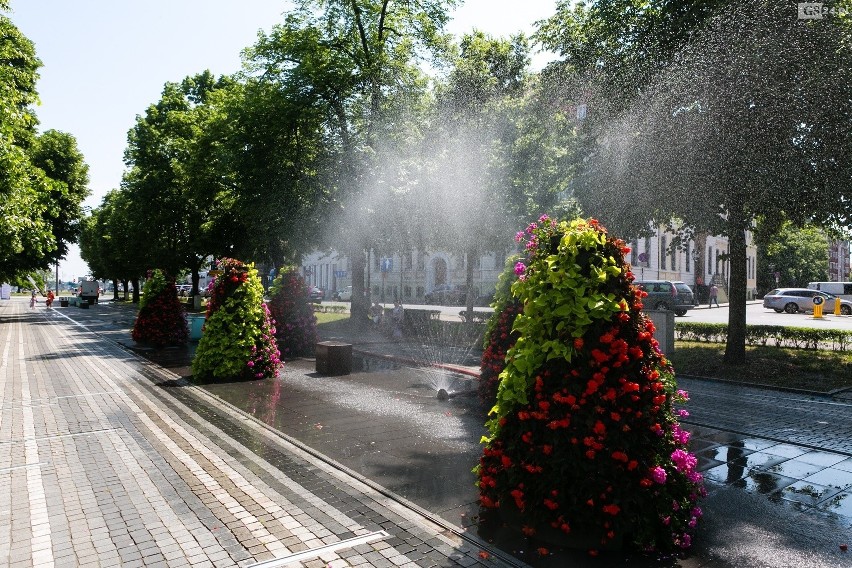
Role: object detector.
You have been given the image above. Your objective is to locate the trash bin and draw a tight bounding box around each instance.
[59,298,69,307]
[315,341,353,375]
[187,313,206,341]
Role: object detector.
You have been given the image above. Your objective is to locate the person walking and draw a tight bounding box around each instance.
[391,301,404,340]
[30,289,37,309]
[45,289,55,308]
[709,284,719,308]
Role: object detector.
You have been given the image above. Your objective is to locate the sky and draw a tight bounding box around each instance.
[10,0,558,281]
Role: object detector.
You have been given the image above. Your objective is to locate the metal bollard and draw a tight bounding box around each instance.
[835,297,842,316]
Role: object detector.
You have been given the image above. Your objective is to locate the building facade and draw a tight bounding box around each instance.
[828,240,851,282]
[302,226,758,303]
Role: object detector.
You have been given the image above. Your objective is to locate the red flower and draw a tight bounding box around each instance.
[602,504,621,516]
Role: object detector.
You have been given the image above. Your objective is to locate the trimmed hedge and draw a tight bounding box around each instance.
[676,322,852,351]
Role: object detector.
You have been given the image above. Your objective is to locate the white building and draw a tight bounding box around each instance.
[302,225,757,302]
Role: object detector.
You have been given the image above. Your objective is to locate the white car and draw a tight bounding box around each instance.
[334,286,353,301]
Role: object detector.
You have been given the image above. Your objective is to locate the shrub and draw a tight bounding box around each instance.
[192,258,281,380]
[131,270,188,347]
[267,267,318,358]
[477,217,704,554]
[676,321,852,351]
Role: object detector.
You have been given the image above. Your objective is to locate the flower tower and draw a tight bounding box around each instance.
[192,258,281,380]
[267,266,318,358]
[477,217,704,554]
[479,256,522,408]
[131,270,188,347]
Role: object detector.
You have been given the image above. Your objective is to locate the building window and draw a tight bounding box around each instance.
[707,247,712,276]
[631,239,638,265]
[661,236,667,270]
[685,242,691,273]
[644,239,651,267]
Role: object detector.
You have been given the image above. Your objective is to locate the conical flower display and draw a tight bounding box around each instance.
[192,258,281,381]
[477,217,704,554]
[131,269,188,347]
[267,266,318,358]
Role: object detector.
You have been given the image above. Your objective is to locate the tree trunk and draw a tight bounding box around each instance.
[132,278,141,304]
[112,279,119,301]
[465,246,476,324]
[350,247,368,326]
[191,267,200,297]
[723,218,748,365]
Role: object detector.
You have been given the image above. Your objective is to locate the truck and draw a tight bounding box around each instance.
[79,280,100,304]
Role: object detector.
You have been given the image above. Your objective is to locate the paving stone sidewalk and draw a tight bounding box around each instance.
[0,298,519,568]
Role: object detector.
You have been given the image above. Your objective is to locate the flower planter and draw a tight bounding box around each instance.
[499,500,625,551]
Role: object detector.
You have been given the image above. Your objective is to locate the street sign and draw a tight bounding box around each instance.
[334,270,347,278]
[638,252,648,263]
[380,258,393,272]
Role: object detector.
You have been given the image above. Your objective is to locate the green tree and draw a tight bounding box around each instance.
[79,190,146,300]
[0,10,52,282]
[29,129,90,262]
[538,0,852,364]
[756,222,828,295]
[122,72,233,294]
[245,0,458,323]
[206,79,332,269]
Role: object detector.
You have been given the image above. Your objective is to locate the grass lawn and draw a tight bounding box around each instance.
[670,341,852,393]
[315,312,349,325]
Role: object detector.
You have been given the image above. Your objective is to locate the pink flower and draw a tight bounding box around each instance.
[671,449,697,473]
[514,262,527,276]
[651,466,667,484]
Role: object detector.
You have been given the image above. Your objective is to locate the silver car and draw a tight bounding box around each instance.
[763,288,852,315]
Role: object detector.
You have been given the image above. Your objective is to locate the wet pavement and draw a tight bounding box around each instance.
[4,298,852,567]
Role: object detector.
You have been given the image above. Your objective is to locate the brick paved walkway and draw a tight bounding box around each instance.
[0,298,519,568]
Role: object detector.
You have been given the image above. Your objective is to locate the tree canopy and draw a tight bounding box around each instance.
[0,10,89,283]
[538,0,852,363]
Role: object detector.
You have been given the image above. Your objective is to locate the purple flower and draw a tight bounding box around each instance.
[651,466,667,484]
[514,262,526,276]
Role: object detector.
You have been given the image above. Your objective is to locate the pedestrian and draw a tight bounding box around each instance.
[369,301,383,325]
[709,284,719,308]
[45,289,55,309]
[30,289,37,309]
[392,301,404,339]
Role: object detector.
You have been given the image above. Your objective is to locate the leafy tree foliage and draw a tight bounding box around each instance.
[120,72,244,296]
[537,0,852,363]
[0,11,89,283]
[244,0,459,323]
[756,222,828,294]
[79,190,146,300]
[29,129,90,261]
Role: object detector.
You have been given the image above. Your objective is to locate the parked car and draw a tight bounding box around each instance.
[763,288,852,315]
[635,280,695,316]
[309,286,324,303]
[333,286,353,301]
[424,284,466,306]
